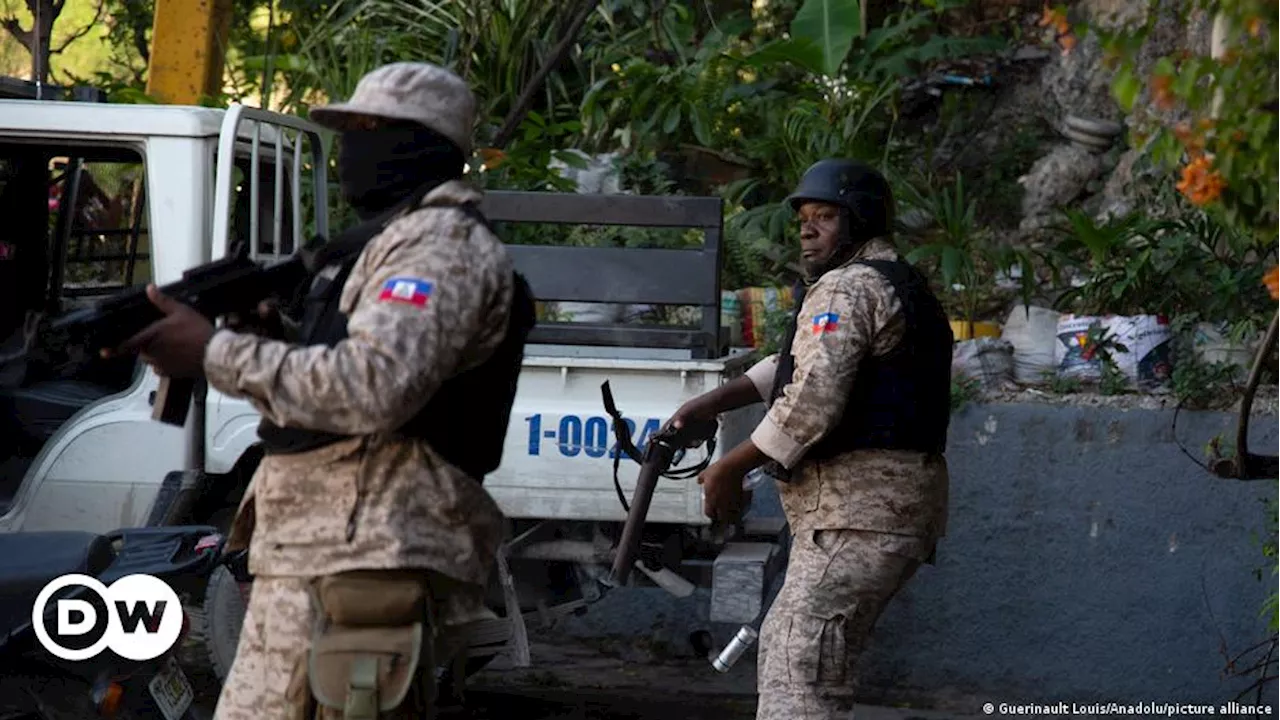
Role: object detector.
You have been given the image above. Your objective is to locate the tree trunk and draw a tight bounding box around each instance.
[0,0,61,84]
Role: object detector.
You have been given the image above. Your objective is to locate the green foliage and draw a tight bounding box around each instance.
[898,172,1037,322]
[749,0,863,77]
[950,375,981,412]
[1261,496,1278,633]
[581,0,1005,275]
[757,303,794,357]
[1095,0,1278,240]
[1098,357,1129,396]
[1044,368,1081,395]
[1042,207,1276,321]
[1169,354,1240,410]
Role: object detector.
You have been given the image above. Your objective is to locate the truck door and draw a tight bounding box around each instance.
[0,141,179,532]
[203,105,330,478]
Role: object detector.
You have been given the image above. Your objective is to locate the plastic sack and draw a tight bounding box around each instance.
[1055,315,1108,381]
[1192,322,1256,376]
[1108,315,1173,387]
[1001,305,1061,384]
[1054,314,1173,387]
[953,338,1015,389]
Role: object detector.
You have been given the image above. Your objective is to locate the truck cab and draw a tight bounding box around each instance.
[0,97,786,677]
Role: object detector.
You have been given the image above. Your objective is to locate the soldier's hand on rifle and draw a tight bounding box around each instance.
[103,284,214,379]
[666,396,717,433]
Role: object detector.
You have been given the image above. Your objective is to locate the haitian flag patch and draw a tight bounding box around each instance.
[812,312,840,334]
[378,277,434,307]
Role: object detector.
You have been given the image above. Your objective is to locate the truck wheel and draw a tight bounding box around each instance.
[202,565,249,684]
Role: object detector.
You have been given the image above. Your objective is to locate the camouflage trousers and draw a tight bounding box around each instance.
[756,529,933,720]
[212,575,438,720]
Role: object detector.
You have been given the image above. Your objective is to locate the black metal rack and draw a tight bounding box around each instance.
[480,191,727,359]
[0,75,106,103]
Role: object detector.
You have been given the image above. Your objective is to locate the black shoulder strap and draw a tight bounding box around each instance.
[301,182,444,272]
[457,202,497,235]
[769,278,807,405]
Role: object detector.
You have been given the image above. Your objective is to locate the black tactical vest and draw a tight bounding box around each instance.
[770,259,953,459]
[257,205,536,482]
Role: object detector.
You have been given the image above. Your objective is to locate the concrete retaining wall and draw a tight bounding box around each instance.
[543,401,1279,708]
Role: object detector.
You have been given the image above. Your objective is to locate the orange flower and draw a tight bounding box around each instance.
[1248,16,1264,38]
[1059,33,1078,54]
[1265,265,1279,301]
[1173,119,1209,155]
[1151,74,1175,109]
[1176,155,1226,206]
[1040,5,1070,34]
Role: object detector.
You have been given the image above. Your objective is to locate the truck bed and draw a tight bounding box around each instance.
[487,347,764,525]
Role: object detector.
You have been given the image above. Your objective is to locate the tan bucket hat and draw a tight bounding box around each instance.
[309,62,476,156]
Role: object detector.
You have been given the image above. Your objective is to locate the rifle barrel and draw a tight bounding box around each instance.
[607,441,675,587]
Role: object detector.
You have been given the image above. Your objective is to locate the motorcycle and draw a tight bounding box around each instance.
[0,525,226,720]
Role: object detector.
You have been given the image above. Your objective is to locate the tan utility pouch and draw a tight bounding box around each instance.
[308,571,434,719]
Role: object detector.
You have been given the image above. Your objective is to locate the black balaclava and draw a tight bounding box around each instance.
[337,120,466,220]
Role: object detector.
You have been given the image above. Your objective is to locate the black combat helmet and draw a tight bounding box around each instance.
[785,159,895,241]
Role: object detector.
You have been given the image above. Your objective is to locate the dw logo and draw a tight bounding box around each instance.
[32,574,183,661]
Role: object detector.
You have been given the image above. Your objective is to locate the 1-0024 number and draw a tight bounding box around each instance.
[524,413,663,458]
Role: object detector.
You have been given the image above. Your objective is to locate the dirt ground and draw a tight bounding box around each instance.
[175,613,986,720]
[174,608,979,720]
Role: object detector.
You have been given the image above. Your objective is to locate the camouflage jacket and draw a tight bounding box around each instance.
[743,238,949,539]
[203,180,510,594]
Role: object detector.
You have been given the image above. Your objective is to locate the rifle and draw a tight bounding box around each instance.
[599,381,719,588]
[47,183,433,428]
[48,240,324,426]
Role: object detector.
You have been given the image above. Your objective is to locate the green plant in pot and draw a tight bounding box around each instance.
[898,174,1032,340]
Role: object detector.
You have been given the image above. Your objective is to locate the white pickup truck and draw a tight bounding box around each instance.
[0,92,786,684]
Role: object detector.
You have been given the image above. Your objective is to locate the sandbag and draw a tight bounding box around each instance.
[1054,314,1174,387]
[1192,322,1256,376]
[1055,314,1108,381]
[1001,305,1060,384]
[1108,314,1174,388]
[952,338,1015,389]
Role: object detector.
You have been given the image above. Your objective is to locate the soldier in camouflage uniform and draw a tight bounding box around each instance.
[670,160,953,720]
[110,63,534,719]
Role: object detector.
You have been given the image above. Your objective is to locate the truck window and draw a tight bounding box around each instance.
[0,143,149,512]
[52,156,150,299]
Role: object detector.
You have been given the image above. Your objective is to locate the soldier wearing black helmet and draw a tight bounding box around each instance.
[668,159,953,720]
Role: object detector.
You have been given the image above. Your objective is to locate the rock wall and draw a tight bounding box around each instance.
[1004,0,1215,229]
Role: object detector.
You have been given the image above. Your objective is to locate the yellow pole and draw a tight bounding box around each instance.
[145,0,234,105]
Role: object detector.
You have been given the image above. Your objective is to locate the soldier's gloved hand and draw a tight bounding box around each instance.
[224,299,296,341]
